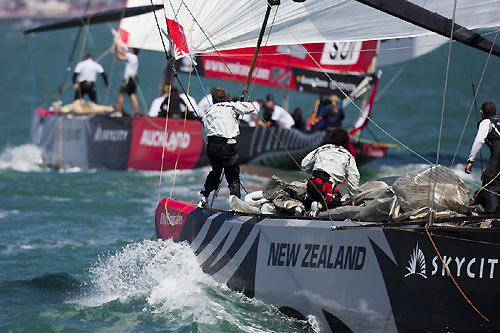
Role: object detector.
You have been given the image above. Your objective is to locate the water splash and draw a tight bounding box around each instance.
[0,144,45,172]
[82,239,306,332]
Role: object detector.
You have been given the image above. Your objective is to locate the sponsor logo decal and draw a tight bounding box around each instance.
[405,242,427,278]
[204,59,270,80]
[320,41,362,65]
[404,242,499,279]
[166,18,189,59]
[296,74,358,92]
[93,126,129,142]
[139,130,190,151]
[267,242,366,270]
[159,212,184,226]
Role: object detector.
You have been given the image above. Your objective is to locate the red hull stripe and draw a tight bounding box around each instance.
[155,198,197,241]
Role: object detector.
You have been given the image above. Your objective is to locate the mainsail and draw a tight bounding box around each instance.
[161,0,500,59]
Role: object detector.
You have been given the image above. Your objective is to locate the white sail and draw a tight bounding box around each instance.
[377,35,448,67]
[157,0,500,58]
[118,0,167,51]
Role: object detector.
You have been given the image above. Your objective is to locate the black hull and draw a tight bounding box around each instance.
[31,110,388,171]
[156,199,500,332]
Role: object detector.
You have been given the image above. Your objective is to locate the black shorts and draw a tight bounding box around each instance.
[75,81,97,102]
[120,77,137,96]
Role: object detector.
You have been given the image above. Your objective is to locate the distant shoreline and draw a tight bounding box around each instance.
[0,9,121,24]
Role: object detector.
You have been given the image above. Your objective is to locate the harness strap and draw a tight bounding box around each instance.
[307,176,340,201]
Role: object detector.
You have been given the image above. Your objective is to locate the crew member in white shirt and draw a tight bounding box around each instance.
[72,53,108,103]
[264,94,295,129]
[114,39,140,116]
[465,101,500,213]
[148,91,167,117]
[197,88,255,208]
[301,128,360,217]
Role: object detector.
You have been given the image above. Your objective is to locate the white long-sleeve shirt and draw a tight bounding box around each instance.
[202,101,255,143]
[241,101,261,127]
[468,118,500,162]
[301,144,360,200]
[197,94,213,117]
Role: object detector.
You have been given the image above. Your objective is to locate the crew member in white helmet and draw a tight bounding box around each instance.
[72,53,109,103]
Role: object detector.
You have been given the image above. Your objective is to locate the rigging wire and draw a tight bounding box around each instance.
[150,0,203,204]
[429,0,458,225]
[56,0,92,100]
[166,0,211,111]
[466,47,483,171]
[276,15,432,165]
[373,66,405,103]
[441,27,500,202]
[149,0,173,206]
[449,27,500,169]
[172,0,342,222]
[248,5,279,97]
[24,36,52,108]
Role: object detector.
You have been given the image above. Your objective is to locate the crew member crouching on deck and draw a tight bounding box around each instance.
[301,128,360,217]
[198,88,255,208]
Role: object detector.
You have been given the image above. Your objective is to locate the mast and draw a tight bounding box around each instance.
[240,0,280,100]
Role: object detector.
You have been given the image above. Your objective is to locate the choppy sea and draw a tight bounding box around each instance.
[1,21,500,331]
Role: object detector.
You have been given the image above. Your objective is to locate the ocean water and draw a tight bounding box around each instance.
[1,21,500,332]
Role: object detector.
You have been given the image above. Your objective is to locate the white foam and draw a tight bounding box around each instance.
[0,144,46,172]
[80,239,303,331]
[0,209,20,220]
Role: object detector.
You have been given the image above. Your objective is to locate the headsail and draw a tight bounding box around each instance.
[118,0,168,51]
[162,0,500,59]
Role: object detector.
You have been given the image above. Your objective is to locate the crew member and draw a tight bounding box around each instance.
[465,101,500,213]
[114,39,140,116]
[301,128,360,216]
[198,88,255,208]
[72,53,108,103]
[263,94,295,129]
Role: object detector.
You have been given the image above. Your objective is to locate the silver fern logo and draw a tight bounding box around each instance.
[404,242,427,278]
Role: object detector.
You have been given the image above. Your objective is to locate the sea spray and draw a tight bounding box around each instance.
[82,239,308,332]
[0,144,45,172]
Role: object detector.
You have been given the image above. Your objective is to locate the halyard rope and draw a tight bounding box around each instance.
[425,222,489,322]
